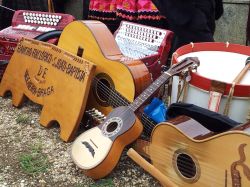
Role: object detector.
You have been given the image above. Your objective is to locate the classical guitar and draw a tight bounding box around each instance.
[71,57,200,179]
[57,20,151,115]
[136,116,250,187]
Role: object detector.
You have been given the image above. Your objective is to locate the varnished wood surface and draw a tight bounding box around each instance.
[71,106,143,179]
[0,38,95,142]
[97,106,136,141]
[232,120,250,131]
[58,20,151,115]
[149,122,250,186]
[84,115,143,179]
[160,116,216,140]
[134,116,215,159]
[127,148,178,187]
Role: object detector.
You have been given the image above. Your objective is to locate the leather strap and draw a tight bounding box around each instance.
[208,80,226,112]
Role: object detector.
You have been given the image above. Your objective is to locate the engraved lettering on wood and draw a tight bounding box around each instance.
[0,38,95,142]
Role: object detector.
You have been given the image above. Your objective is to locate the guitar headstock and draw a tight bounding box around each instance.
[168,57,200,76]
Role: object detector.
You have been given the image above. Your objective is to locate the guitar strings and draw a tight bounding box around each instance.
[91,66,240,186]
[135,134,238,185]
[90,79,230,185]
[152,152,229,186]
[150,130,243,186]
[91,77,157,136]
[146,140,230,186]
[92,77,154,117]
[91,77,160,135]
[91,62,198,136]
[138,147,227,187]
[94,76,167,137]
[89,58,197,137]
[92,74,166,123]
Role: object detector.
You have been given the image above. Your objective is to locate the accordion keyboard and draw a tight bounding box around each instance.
[115,21,167,59]
[0,10,75,36]
[0,10,75,59]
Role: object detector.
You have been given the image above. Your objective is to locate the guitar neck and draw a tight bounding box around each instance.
[128,57,199,112]
[129,71,171,112]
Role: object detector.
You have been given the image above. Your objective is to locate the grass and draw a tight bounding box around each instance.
[16,114,31,124]
[76,179,115,187]
[90,179,115,187]
[19,143,49,175]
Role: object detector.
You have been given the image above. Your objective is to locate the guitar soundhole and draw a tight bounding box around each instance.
[106,122,118,133]
[176,153,197,179]
[96,78,111,102]
[93,73,114,107]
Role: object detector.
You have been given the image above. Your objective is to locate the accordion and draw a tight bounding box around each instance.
[115,21,173,80]
[0,10,75,80]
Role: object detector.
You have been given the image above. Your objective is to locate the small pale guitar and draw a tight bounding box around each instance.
[57,20,151,115]
[137,116,250,187]
[71,57,199,179]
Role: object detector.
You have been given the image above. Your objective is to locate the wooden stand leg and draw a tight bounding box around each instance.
[12,90,25,107]
[127,148,178,187]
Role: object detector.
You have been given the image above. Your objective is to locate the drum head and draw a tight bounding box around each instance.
[172,42,250,123]
[178,51,250,85]
[173,42,250,97]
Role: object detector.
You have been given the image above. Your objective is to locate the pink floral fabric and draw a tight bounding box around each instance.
[88,0,167,31]
[88,0,165,21]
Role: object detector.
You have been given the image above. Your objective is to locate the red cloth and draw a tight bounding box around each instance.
[88,0,166,29]
[88,0,117,21]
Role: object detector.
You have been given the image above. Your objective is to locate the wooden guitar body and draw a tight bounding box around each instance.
[71,58,200,179]
[58,20,151,115]
[150,122,250,186]
[71,106,143,179]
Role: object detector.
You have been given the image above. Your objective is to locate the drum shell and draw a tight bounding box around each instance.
[171,76,250,123]
[171,42,250,123]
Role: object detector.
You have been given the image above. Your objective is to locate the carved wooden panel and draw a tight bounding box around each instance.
[0,38,96,142]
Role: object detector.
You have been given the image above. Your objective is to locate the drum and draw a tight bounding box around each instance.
[171,42,250,123]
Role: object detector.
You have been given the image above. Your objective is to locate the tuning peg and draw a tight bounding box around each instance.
[192,64,199,72]
[161,65,169,73]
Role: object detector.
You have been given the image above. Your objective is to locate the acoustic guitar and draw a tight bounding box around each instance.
[136,116,250,187]
[57,20,151,115]
[71,57,199,179]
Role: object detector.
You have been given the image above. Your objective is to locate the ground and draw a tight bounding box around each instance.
[0,96,160,187]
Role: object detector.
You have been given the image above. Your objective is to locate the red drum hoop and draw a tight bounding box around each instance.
[172,42,250,97]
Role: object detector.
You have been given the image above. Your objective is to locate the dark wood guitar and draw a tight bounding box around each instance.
[71,57,200,179]
[57,20,151,115]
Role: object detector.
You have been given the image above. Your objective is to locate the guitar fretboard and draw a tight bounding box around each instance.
[129,71,171,112]
[129,57,199,112]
